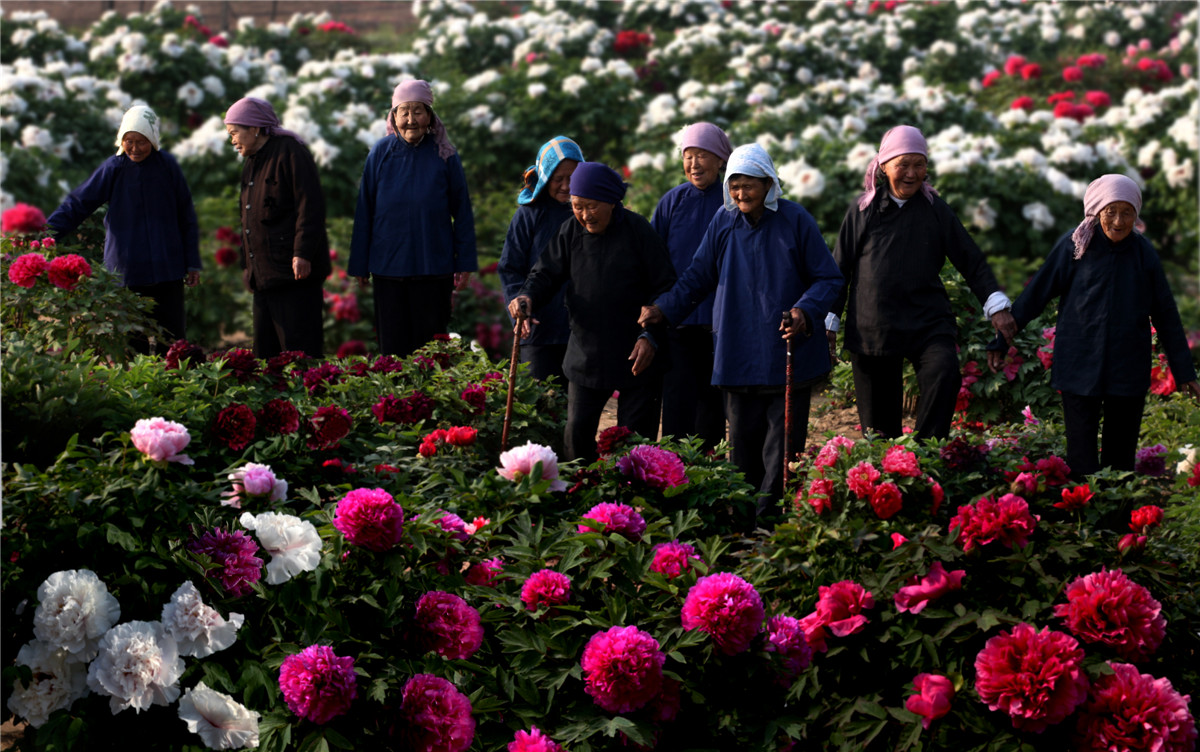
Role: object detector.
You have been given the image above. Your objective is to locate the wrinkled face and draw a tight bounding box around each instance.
[226,124,263,157]
[882,152,928,201]
[121,132,153,163]
[393,101,432,145]
[683,147,723,191]
[727,174,771,222]
[547,159,579,204]
[1098,200,1136,243]
[571,196,616,234]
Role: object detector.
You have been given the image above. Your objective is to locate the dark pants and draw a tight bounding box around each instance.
[373,276,454,358]
[253,283,324,359]
[850,335,959,441]
[128,280,186,355]
[566,375,662,463]
[1061,392,1145,477]
[661,325,726,450]
[724,385,812,520]
[521,343,569,385]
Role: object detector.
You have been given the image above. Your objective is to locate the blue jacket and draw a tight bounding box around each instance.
[498,200,573,346]
[656,200,844,387]
[348,135,477,278]
[46,150,200,287]
[650,180,724,327]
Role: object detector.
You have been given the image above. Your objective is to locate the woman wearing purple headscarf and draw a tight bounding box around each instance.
[224,96,330,358]
[827,125,1016,440]
[348,79,477,357]
[987,174,1199,476]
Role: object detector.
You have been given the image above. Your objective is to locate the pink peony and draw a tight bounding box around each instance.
[188,528,263,597]
[846,461,881,499]
[224,462,286,508]
[520,570,571,612]
[949,494,1038,552]
[130,417,193,465]
[894,561,966,614]
[798,580,874,653]
[414,591,484,660]
[332,488,404,552]
[891,533,908,549]
[881,445,921,477]
[2,203,46,235]
[212,403,256,451]
[465,557,503,587]
[1010,471,1039,497]
[681,573,764,655]
[814,435,855,468]
[578,502,646,541]
[398,674,475,752]
[1085,90,1111,108]
[1074,663,1197,752]
[805,477,835,514]
[1053,569,1165,662]
[437,512,470,542]
[7,252,49,287]
[1004,55,1026,76]
[1118,533,1147,554]
[508,726,565,752]
[497,442,566,491]
[46,254,92,290]
[1063,65,1084,81]
[278,644,356,724]
[764,614,812,685]
[649,540,702,579]
[307,405,352,450]
[974,623,1089,733]
[869,482,903,519]
[580,625,665,713]
[1129,505,1163,533]
[257,399,300,435]
[1054,484,1094,511]
[906,673,955,729]
[617,445,689,489]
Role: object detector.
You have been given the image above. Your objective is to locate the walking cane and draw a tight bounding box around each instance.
[782,310,794,486]
[501,299,527,451]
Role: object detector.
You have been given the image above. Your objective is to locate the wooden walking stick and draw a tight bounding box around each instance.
[501,300,527,451]
[782,309,794,486]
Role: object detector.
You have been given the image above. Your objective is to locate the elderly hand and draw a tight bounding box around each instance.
[826,330,838,361]
[355,275,370,287]
[508,295,538,339]
[629,337,656,376]
[638,305,665,328]
[292,257,311,280]
[780,307,810,341]
[986,348,1005,374]
[185,270,200,287]
[454,271,471,289]
[991,309,1017,344]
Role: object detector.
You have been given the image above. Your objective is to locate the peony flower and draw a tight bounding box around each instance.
[86,620,185,714]
[497,442,567,491]
[188,528,263,597]
[578,502,646,541]
[649,540,703,579]
[894,561,965,614]
[596,425,633,457]
[398,673,475,752]
[160,581,244,658]
[413,591,484,660]
[1020,62,1042,79]
[814,435,855,468]
[257,398,300,435]
[1129,505,1163,533]
[465,557,504,587]
[681,572,764,655]
[949,494,1039,552]
[214,245,238,268]
[1074,663,1197,751]
[521,569,571,611]
[164,339,205,369]
[581,625,665,713]
[846,461,881,499]
[1004,55,1027,76]
[891,533,908,549]
[881,445,921,477]
[46,254,92,290]
[460,384,487,414]
[302,362,343,395]
[307,405,352,450]
[798,580,875,653]
[211,348,259,382]
[1134,444,1168,476]
[764,614,812,685]
[178,681,260,750]
[130,417,194,465]
[1011,96,1035,111]
[1021,405,1040,426]
[279,644,357,724]
[446,425,477,446]
[240,511,322,584]
[1,202,47,234]
[508,725,564,752]
[212,404,257,451]
[1053,569,1165,662]
[224,462,287,508]
[32,569,121,663]
[974,623,1089,732]
[7,252,49,287]
[617,445,689,489]
[437,511,470,541]
[928,477,944,515]
[1010,471,1039,497]
[906,673,955,729]
[869,482,903,519]
[333,488,404,552]
[1036,456,1070,487]
[5,639,88,727]
[1054,484,1094,511]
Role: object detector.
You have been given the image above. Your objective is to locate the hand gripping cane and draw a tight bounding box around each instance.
[782,310,795,486]
[501,299,528,451]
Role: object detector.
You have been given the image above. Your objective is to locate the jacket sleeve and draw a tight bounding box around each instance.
[791,209,844,327]
[650,191,671,243]
[987,233,1072,351]
[498,207,533,305]
[519,223,571,309]
[655,217,722,326]
[447,154,478,273]
[165,153,201,271]
[348,147,378,278]
[829,203,863,319]
[45,159,118,238]
[940,200,1002,305]
[290,143,327,262]
[1146,242,1199,384]
[639,219,678,343]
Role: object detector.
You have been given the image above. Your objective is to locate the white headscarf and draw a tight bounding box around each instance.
[722,143,782,213]
[115,105,161,155]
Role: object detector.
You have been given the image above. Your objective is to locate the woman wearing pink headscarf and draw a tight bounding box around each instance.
[348,79,477,357]
[987,174,1199,476]
[827,125,1016,441]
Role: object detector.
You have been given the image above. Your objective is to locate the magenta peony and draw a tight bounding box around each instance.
[798,580,875,653]
[869,482,903,519]
[681,572,764,655]
[508,726,565,752]
[307,405,352,451]
[881,445,922,477]
[278,644,356,724]
[906,673,955,729]
[465,557,503,587]
[257,399,300,435]
[949,494,1038,552]
[7,252,49,287]
[188,528,263,598]
[413,591,484,660]
[805,477,835,514]
[580,625,665,713]
[617,445,689,489]
[212,404,256,451]
[398,674,475,752]
[814,435,855,468]
[1052,569,1165,662]
[764,614,812,685]
[649,540,703,579]
[332,488,404,552]
[130,417,193,465]
[45,254,92,290]
[974,623,1089,733]
[520,570,571,611]
[1074,663,1197,752]
[894,561,966,614]
[2,203,47,235]
[497,442,567,491]
[578,502,646,541]
[846,461,881,499]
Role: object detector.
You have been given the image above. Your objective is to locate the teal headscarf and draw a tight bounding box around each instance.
[518,136,585,205]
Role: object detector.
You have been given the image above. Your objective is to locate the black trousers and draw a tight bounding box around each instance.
[373,276,454,358]
[252,282,324,359]
[1060,392,1145,477]
[520,343,568,385]
[661,325,727,450]
[566,375,662,463]
[724,385,812,520]
[128,280,186,355]
[850,335,959,441]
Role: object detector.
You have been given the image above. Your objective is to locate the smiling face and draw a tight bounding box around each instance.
[121,132,153,163]
[727,174,772,223]
[546,159,579,204]
[881,152,928,201]
[571,196,616,234]
[226,123,264,157]
[683,147,723,191]
[392,101,432,145]
[1098,200,1137,243]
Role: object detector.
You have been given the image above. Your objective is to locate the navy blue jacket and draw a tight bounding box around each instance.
[650,180,725,327]
[498,200,573,346]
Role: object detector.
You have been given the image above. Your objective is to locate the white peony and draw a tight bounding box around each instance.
[561,74,588,97]
[5,640,88,727]
[179,682,260,750]
[527,82,547,98]
[177,81,204,107]
[1021,202,1055,231]
[969,199,997,231]
[32,569,121,663]
[161,581,244,658]
[240,512,322,585]
[86,621,184,714]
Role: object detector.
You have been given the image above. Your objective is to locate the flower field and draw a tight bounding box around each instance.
[3,1,1200,751]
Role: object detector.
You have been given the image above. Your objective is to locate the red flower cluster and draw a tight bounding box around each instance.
[846,461,881,499]
[302,363,343,395]
[335,340,367,359]
[949,493,1038,552]
[681,573,764,655]
[1129,505,1163,533]
[419,426,477,457]
[1150,353,1176,395]
[212,403,256,451]
[318,20,356,34]
[326,292,361,323]
[211,348,259,383]
[214,246,238,268]
[801,477,835,514]
[7,253,48,288]
[1053,569,1165,662]
[372,391,434,425]
[307,405,352,450]
[1054,483,1094,511]
[257,399,300,435]
[974,623,1089,733]
[47,254,92,290]
[596,425,633,457]
[465,557,503,587]
[1074,663,1197,751]
[613,30,652,56]
[460,384,487,415]
[870,482,903,519]
[798,580,874,653]
[164,339,205,370]
[1,203,46,235]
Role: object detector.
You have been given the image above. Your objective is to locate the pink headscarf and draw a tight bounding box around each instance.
[1070,174,1144,259]
[387,79,456,161]
[856,125,938,211]
[223,97,305,144]
[679,122,733,163]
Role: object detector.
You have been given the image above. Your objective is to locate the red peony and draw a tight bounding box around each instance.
[974,623,1089,733]
[949,493,1039,552]
[681,573,764,655]
[164,339,205,369]
[1011,96,1035,111]
[894,561,966,614]
[1062,65,1084,82]
[1129,505,1163,534]
[596,425,633,457]
[211,348,259,383]
[1054,484,1094,511]
[1020,62,1042,79]
[212,403,256,451]
[302,363,343,395]
[846,461,881,499]
[906,673,955,729]
[46,254,92,290]
[460,384,487,415]
[1074,663,1197,752]
[257,399,300,435]
[465,557,503,587]
[1150,354,1176,396]
[1036,456,1070,486]
[1118,533,1147,554]
[520,569,571,612]
[214,246,238,268]
[580,625,664,713]
[1084,90,1111,108]
[798,580,874,653]
[7,252,48,287]
[307,406,352,450]
[446,426,477,447]
[1003,55,1026,76]
[805,477,835,514]
[982,70,1001,87]
[1,203,46,235]
[335,339,367,358]
[881,445,921,477]
[1053,569,1165,662]
[928,477,944,515]
[869,482,903,519]
[413,591,484,660]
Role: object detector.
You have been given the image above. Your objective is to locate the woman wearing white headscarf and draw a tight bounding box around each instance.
[47,104,201,353]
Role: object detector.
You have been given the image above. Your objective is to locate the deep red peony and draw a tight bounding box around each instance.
[974,623,1089,733]
[1052,569,1165,662]
[212,404,256,451]
[1073,663,1197,752]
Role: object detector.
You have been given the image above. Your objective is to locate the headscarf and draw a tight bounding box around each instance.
[722,143,782,213]
[387,79,456,161]
[518,136,585,205]
[223,97,306,144]
[679,122,733,163]
[1070,174,1144,259]
[115,105,161,155]
[568,162,627,204]
[856,124,938,211]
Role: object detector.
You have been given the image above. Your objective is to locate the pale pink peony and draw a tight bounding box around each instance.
[398,673,475,752]
[1052,569,1165,662]
[160,581,244,658]
[617,445,689,488]
[578,502,646,541]
[846,461,881,499]
[894,561,966,614]
[974,623,1089,733]
[86,620,185,714]
[5,639,88,727]
[130,417,194,465]
[332,487,404,552]
[413,591,484,660]
[681,573,764,655]
[906,673,955,729]
[881,445,922,477]
[580,625,665,713]
[279,644,356,724]
[508,725,565,752]
[497,442,566,491]
[798,580,875,653]
[32,569,121,663]
[178,681,260,750]
[223,462,287,508]
[521,569,571,611]
[649,540,703,579]
[1074,663,1197,752]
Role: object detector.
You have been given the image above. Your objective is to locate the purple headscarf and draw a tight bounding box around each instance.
[223,97,305,144]
[1070,174,1144,259]
[856,125,938,211]
[387,79,456,161]
[568,162,627,204]
[679,122,733,163]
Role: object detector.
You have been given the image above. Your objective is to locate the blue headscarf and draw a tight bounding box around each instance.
[518,136,585,205]
[722,143,782,213]
[568,162,627,205]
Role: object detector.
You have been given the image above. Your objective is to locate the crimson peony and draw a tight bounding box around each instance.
[1074,663,1196,751]
[974,623,1089,733]
[1053,569,1165,662]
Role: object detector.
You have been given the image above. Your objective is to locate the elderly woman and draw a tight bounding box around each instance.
[498,135,584,384]
[650,122,733,450]
[827,125,1016,441]
[509,162,676,462]
[224,96,330,358]
[47,105,201,354]
[349,80,477,357]
[640,144,843,518]
[987,174,1199,476]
